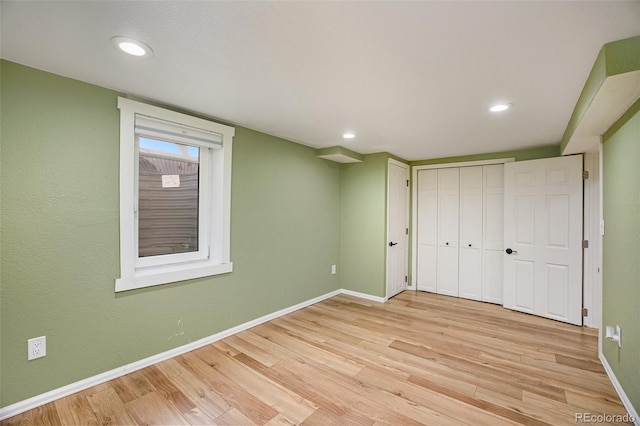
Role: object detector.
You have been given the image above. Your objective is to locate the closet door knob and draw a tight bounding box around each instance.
[389,241,398,247]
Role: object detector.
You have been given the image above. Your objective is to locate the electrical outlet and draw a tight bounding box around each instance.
[331,264,337,275]
[28,336,46,360]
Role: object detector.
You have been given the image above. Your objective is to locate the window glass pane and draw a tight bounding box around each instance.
[138,137,200,257]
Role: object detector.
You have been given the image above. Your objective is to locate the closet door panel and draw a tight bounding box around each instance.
[415,163,505,302]
[416,170,438,292]
[437,168,459,296]
[459,166,483,300]
[483,250,504,303]
[483,164,505,304]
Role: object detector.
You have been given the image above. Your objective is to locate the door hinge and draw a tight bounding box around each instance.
[406,228,409,235]
[406,179,409,187]
[405,276,408,283]
[582,170,589,180]
[582,308,588,317]
[582,240,589,249]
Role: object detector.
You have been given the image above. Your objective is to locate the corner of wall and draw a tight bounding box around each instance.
[339,153,390,297]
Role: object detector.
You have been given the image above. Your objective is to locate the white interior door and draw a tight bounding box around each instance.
[503,155,583,325]
[437,168,459,296]
[386,160,409,298]
[459,166,483,300]
[416,169,438,292]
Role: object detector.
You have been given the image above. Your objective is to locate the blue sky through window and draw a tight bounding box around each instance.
[139,137,199,160]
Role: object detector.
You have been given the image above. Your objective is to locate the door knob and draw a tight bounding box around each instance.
[389,241,398,247]
[505,248,518,255]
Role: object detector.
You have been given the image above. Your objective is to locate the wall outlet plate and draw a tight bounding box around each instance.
[28,336,46,360]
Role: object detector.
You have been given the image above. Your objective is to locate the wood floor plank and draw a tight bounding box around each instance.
[213,407,255,425]
[264,413,298,426]
[180,407,217,426]
[1,291,631,425]
[84,386,137,425]
[224,334,278,367]
[140,364,198,416]
[31,402,62,426]
[392,338,568,403]
[54,393,99,426]
[555,353,606,373]
[351,367,483,426]
[474,387,575,425]
[125,391,189,425]
[193,344,318,424]
[360,338,526,401]
[234,353,384,425]
[301,407,372,426]
[0,410,33,426]
[154,358,232,419]
[249,323,364,377]
[564,389,632,417]
[177,351,279,424]
[111,370,155,404]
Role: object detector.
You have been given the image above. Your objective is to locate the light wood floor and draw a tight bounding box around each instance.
[2,291,632,425]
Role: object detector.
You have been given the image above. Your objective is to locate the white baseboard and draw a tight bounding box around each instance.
[0,288,379,421]
[599,351,639,425]
[340,289,387,303]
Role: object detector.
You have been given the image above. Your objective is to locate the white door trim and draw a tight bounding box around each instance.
[583,150,602,329]
[413,158,515,171]
[387,159,410,297]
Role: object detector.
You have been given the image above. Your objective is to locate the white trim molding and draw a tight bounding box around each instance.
[599,352,640,425]
[341,289,387,303]
[115,97,235,292]
[412,157,515,171]
[0,288,384,421]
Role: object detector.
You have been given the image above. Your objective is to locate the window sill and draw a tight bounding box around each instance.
[115,262,233,292]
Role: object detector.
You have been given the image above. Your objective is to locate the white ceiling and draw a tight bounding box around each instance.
[2,1,639,161]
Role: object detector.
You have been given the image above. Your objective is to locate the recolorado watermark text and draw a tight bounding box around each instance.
[575,412,635,423]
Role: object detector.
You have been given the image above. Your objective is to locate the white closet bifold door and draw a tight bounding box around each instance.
[458,166,483,301]
[436,168,460,296]
[482,164,505,304]
[415,162,505,304]
[416,169,438,292]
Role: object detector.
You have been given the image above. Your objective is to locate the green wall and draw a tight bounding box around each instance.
[0,61,342,406]
[602,98,640,411]
[340,153,391,298]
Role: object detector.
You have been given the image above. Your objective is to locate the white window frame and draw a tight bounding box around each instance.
[115,98,234,292]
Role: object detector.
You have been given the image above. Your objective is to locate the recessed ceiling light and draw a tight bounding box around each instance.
[489,103,511,112]
[111,36,153,57]
[343,132,356,139]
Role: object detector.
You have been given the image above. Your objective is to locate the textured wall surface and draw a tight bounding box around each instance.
[340,153,390,298]
[0,61,342,406]
[602,99,640,411]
